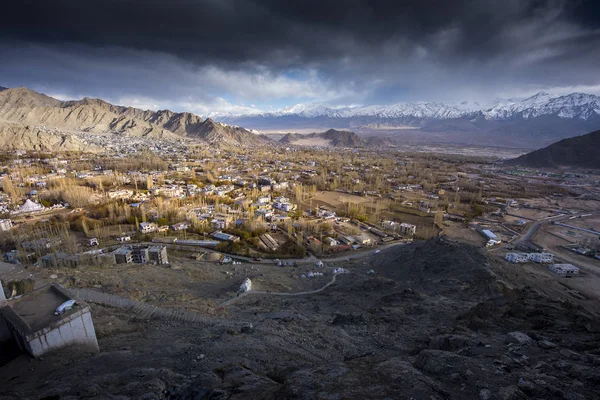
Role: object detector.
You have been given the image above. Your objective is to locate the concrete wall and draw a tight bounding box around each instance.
[24,308,99,357]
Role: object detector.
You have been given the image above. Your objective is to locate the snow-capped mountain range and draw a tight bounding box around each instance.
[220,92,600,123]
[481,92,600,120]
[217,91,600,149]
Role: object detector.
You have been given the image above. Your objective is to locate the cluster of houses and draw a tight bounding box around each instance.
[39,245,169,267]
[113,245,168,265]
[272,196,296,212]
[504,252,581,277]
[0,147,470,262]
[381,220,417,236]
[307,232,378,253]
[505,252,554,263]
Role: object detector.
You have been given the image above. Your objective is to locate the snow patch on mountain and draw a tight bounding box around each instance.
[222,92,600,122]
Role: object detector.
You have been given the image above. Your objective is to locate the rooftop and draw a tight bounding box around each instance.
[5,284,84,333]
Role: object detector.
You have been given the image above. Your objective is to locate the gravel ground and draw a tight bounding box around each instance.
[1,239,599,399]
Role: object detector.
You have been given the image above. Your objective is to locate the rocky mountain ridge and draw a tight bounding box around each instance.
[223,92,600,122]
[0,87,264,149]
[279,128,366,147]
[220,92,600,148]
[507,129,600,168]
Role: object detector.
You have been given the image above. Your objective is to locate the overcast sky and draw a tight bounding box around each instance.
[1,0,599,115]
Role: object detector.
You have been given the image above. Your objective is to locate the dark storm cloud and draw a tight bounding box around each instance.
[1,0,599,110]
[2,0,597,66]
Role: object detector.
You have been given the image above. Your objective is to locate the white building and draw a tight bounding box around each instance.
[505,253,529,263]
[0,284,99,357]
[505,252,554,263]
[211,215,231,230]
[400,223,417,236]
[107,189,134,200]
[255,208,273,219]
[11,199,44,215]
[154,185,184,198]
[549,264,579,276]
[382,220,398,230]
[139,222,158,233]
[481,229,500,246]
[257,196,271,205]
[324,237,339,246]
[214,185,234,196]
[273,201,294,212]
[170,222,189,231]
[0,219,12,232]
[531,253,554,263]
[239,278,252,292]
[317,209,337,219]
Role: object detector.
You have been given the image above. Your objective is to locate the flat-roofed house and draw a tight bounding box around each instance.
[0,219,12,232]
[0,284,99,357]
[400,223,417,236]
[114,247,133,264]
[549,263,579,276]
[139,222,158,233]
[531,253,554,263]
[505,253,529,263]
[148,245,168,264]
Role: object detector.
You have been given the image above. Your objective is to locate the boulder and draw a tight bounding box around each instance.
[413,350,477,376]
[479,388,492,400]
[498,385,527,400]
[429,334,472,351]
[559,349,582,361]
[565,392,587,400]
[332,313,368,325]
[506,332,533,345]
[517,378,537,395]
[282,359,449,400]
[240,324,255,334]
[537,340,557,349]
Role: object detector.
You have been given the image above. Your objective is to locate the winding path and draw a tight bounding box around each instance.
[72,272,348,319]
[219,272,347,307]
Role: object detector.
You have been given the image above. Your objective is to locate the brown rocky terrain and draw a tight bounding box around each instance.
[1,240,599,399]
[0,121,101,152]
[0,87,265,149]
[279,129,365,147]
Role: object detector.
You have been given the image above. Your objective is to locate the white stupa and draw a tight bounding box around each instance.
[12,199,44,215]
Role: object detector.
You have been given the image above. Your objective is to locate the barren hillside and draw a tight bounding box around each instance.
[2,240,599,399]
[0,121,102,152]
[0,87,265,147]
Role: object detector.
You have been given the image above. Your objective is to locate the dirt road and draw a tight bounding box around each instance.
[220,272,347,307]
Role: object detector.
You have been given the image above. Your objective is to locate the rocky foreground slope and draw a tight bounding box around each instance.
[1,240,599,399]
[0,87,264,149]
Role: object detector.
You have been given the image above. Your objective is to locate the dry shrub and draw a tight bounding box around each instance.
[61,186,96,208]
